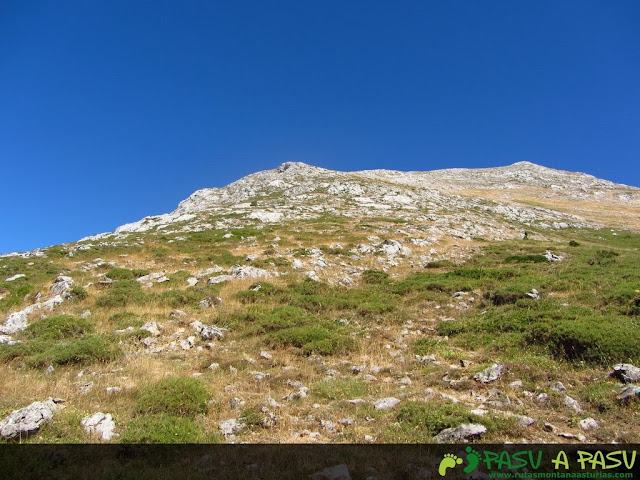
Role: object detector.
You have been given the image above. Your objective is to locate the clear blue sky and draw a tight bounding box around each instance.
[1,1,639,254]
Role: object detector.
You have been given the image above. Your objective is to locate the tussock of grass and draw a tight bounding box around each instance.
[121,415,217,443]
[0,314,120,366]
[136,377,210,418]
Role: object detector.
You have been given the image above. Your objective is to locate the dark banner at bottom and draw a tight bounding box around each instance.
[0,444,637,480]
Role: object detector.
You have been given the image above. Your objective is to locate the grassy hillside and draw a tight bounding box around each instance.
[1,224,639,443]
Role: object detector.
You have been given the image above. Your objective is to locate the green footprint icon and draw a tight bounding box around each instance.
[464,446,481,474]
[438,453,463,476]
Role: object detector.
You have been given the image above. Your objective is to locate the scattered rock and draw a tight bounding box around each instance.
[249,371,270,381]
[474,363,506,383]
[513,415,536,426]
[563,395,582,412]
[0,399,61,439]
[535,393,549,406]
[259,351,273,360]
[231,265,271,279]
[114,326,134,335]
[433,423,487,442]
[51,276,74,296]
[187,277,198,287]
[373,397,401,410]
[579,418,599,431]
[618,384,640,402]
[544,251,563,262]
[106,387,122,395]
[526,289,541,300]
[208,275,233,284]
[219,418,245,436]
[557,432,587,442]
[81,412,117,441]
[199,296,222,308]
[44,365,55,376]
[285,387,310,401]
[415,354,437,364]
[191,321,227,340]
[79,382,94,395]
[610,364,640,384]
[179,336,196,350]
[5,274,26,282]
[136,272,166,285]
[0,335,20,345]
[550,381,566,392]
[1,295,64,334]
[140,322,162,337]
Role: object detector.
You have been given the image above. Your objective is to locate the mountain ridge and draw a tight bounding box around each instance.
[83,160,639,243]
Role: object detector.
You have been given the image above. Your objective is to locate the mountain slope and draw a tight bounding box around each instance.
[1,161,639,445]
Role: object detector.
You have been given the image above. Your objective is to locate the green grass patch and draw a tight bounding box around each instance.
[388,400,485,441]
[0,315,119,367]
[136,377,210,418]
[121,415,216,443]
[312,379,369,400]
[106,267,150,280]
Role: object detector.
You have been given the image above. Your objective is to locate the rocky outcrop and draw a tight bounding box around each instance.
[433,423,487,442]
[0,399,63,440]
[81,412,117,441]
[610,364,640,384]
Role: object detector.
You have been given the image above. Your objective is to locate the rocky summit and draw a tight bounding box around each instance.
[1,161,639,444]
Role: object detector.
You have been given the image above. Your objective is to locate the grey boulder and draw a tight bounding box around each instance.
[433,423,487,442]
[0,399,62,440]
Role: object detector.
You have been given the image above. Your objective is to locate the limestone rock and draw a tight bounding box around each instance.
[219,418,245,436]
[433,423,487,442]
[140,321,162,337]
[191,321,227,340]
[373,397,401,410]
[0,399,61,439]
[4,274,26,282]
[474,363,506,383]
[610,364,640,384]
[51,276,74,296]
[579,418,599,431]
[618,384,640,401]
[81,412,117,441]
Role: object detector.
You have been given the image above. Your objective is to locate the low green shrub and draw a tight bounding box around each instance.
[29,335,119,366]
[95,280,146,308]
[157,289,200,308]
[271,325,355,355]
[395,400,484,439]
[121,415,215,443]
[108,311,144,328]
[136,377,210,418]
[106,268,150,280]
[361,269,391,285]
[505,254,548,263]
[67,286,88,300]
[22,315,94,340]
